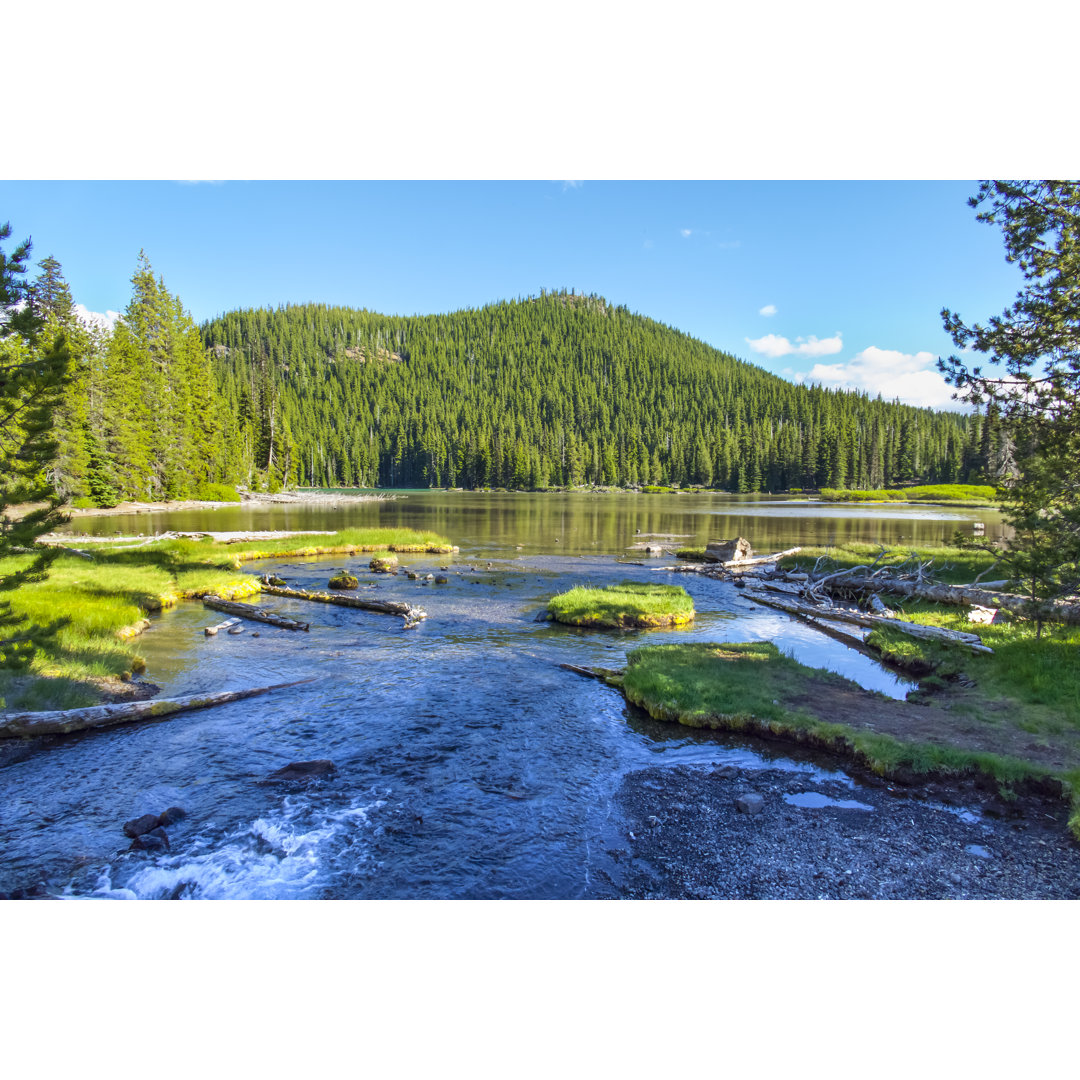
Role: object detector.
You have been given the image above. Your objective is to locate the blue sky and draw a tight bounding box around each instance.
[1,180,1024,409]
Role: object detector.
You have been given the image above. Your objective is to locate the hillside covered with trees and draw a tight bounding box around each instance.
[203,291,974,493]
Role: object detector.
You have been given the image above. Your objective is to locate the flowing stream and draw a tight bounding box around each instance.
[1,493,1009,899]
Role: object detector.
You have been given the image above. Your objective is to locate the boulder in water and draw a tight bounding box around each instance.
[705,537,754,563]
[130,826,170,852]
[158,806,187,827]
[123,813,162,839]
[370,555,398,574]
[328,571,359,590]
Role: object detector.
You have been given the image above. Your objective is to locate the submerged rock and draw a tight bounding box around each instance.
[131,829,168,852]
[266,759,337,782]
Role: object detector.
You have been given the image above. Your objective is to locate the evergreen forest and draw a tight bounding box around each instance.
[17,259,1011,504]
[202,292,985,494]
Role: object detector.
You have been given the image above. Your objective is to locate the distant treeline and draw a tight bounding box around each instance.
[17,265,1011,503]
[203,291,984,493]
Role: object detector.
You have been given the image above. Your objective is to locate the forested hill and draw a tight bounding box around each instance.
[203,291,968,492]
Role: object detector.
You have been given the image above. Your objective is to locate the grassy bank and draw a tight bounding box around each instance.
[817,483,999,505]
[0,527,452,712]
[620,641,1080,836]
[547,582,694,628]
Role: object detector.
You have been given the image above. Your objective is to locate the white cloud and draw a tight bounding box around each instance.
[559,180,583,191]
[174,179,225,185]
[745,332,843,359]
[758,304,777,317]
[680,228,692,237]
[75,304,122,332]
[807,345,959,409]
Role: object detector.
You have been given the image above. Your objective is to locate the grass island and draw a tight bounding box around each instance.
[546,581,695,629]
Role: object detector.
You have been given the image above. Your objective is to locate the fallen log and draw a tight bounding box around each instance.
[558,663,624,683]
[202,595,310,631]
[816,572,1080,626]
[258,583,427,626]
[654,546,802,574]
[204,618,240,636]
[745,591,994,653]
[0,678,317,739]
[724,546,802,571]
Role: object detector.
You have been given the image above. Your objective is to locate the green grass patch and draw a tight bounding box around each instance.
[818,484,999,505]
[547,581,695,628]
[675,547,706,560]
[1,526,452,711]
[222,526,453,562]
[621,641,1057,790]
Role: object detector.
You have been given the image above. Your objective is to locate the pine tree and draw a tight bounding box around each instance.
[941,181,1080,629]
[0,223,71,669]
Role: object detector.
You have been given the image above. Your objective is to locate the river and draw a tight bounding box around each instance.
[4,492,1035,900]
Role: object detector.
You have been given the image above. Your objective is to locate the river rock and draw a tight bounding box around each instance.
[267,759,337,782]
[370,555,399,574]
[123,813,162,839]
[131,830,168,852]
[328,571,359,589]
[735,793,765,815]
[705,537,754,563]
[435,576,448,584]
[158,806,187,827]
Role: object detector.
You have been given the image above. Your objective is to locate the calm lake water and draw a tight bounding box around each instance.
[1,493,1005,899]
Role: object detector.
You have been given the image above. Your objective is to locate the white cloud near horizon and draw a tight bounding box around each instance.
[559,180,583,191]
[745,331,843,359]
[758,304,777,317]
[807,345,959,409]
[74,303,122,332]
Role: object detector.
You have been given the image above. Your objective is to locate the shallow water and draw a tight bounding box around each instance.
[2,493,1004,899]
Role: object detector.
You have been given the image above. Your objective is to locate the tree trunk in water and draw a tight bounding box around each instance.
[0,679,316,738]
[258,583,427,626]
[745,591,995,653]
[202,595,310,631]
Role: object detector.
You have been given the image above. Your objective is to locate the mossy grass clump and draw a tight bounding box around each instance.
[328,570,359,590]
[675,546,706,560]
[547,581,694,629]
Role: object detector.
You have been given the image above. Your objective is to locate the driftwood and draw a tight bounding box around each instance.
[259,583,427,627]
[558,663,623,683]
[654,546,802,575]
[0,679,317,739]
[204,618,240,636]
[745,591,995,654]
[815,571,1080,626]
[202,595,310,631]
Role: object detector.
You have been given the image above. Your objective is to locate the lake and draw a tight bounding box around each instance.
[1,493,1007,899]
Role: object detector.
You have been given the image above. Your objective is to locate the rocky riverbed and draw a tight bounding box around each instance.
[600,764,1080,899]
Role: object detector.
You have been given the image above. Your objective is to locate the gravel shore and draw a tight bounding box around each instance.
[596,764,1080,899]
